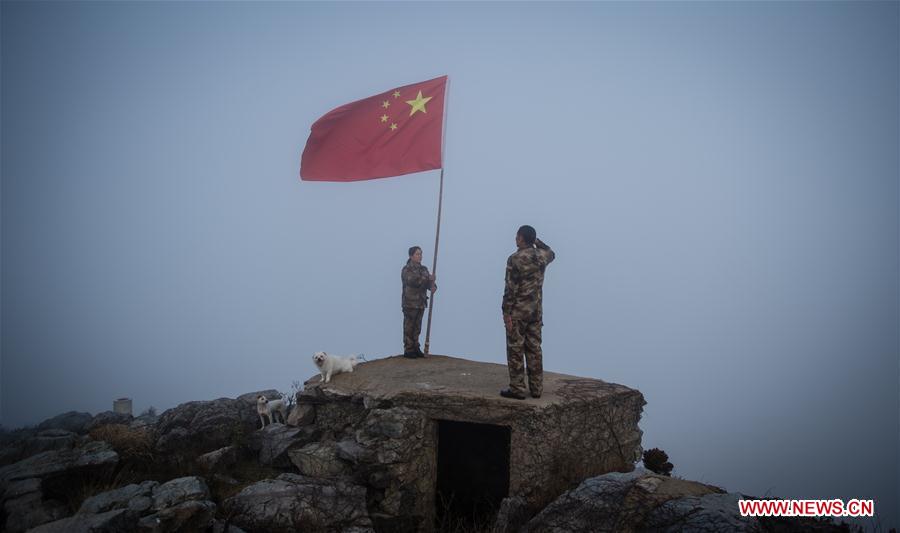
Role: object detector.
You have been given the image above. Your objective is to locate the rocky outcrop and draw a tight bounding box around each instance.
[255,424,318,468]
[32,476,216,533]
[521,468,849,533]
[79,480,159,514]
[0,429,79,468]
[154,390,279,462]
[0,441,119,532]
[87,411,134,431]
[36,411,93,434]
[197,446,240,472]
[28,508,139,533]
[223,473,373,532]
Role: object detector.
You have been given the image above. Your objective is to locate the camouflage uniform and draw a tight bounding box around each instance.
[502,238,555,397]
[402,259,435,354]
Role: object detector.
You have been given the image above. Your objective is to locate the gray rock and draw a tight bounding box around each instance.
[516,469,851,533]
[335,439,375,465]
[492,496,529,533]
[644,491,762,532]
[78,480,159,514]
[137,499,216,532]
[0,442,120,531]
[236,389,281,404]
[521,469,671,533]
[2,483,68,533]
[154,392,271,460]
[287,403,316,427]
[28,508,138,533]
[288,441,350,478]
[257,424,316,467]
[151,476,211,511]
[36,411,93,434]
[196,446,239,472]
[130,413,159,431]
[212,519,249,533]
[0,431,77,468]
[0,440,118,485]
[223,473,373,532]
[88,411,134,431]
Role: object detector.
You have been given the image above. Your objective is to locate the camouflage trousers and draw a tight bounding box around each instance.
[506,319,543,397]
[402,307,425,353]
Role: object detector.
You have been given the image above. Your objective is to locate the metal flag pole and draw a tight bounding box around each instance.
[423,76,449,356]
[423,168,444,355]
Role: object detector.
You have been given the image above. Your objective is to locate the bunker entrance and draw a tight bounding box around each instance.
[435,420,511,529]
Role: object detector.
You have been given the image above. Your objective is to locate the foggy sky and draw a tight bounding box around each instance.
[2,1,898,528]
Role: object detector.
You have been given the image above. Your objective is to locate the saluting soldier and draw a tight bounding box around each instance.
[501,225,555,399]
[401,246,436,358]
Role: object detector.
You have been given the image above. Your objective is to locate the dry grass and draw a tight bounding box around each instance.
[89,424,156,465]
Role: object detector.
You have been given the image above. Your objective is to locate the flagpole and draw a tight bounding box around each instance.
[423,168,443,356]
[423,76,449,356]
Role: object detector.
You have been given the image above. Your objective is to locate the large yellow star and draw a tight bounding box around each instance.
[405,90,433,116]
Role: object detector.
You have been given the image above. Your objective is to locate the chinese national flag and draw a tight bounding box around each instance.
[300,76,447,182]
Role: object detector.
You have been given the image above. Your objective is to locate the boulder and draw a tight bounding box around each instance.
[78,480,159,514]
[0,430,77,467]
[154,392,271,460]
[288,441,350,478]
[1,478,69,533]
[521,469,848,533]
[286,403,316,427]
[88,411,134,431]
[256,424,318,468]
[0,441,118,486]
[150,476,211,511]
[28,508,139,533]
[137,499,216,532]
[211,519,249,533]
[0,441,119,532]
[223,473,373,532]
[492,496,529,533]
[130,413,159,431]
[36,411,93,434]
[196,446,239,472]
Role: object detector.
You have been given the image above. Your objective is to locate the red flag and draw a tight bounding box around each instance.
[300,76,447,182]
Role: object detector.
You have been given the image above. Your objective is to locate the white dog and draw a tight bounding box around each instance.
[313,351,363,383]
[256,395,287,427]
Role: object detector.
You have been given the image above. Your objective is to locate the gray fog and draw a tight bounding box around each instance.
[2,2,897,528]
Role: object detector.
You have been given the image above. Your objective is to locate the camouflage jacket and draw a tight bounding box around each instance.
[502,238,555,321]
[401,260,434,309]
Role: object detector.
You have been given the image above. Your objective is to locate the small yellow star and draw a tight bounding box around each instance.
[390,123,398,131]
[380,114,388,123]
[405,90,433,116]
[382,100,390,109]
[393,91,401,98]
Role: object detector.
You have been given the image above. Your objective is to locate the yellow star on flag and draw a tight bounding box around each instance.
[382,100,390,109]
[405,90,433,116]
[390,123,398,131]
[393,91,401,98]
[380,114,388,123]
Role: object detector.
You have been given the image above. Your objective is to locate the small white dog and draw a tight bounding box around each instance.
[256,395,287,427]
[312,351,363,383]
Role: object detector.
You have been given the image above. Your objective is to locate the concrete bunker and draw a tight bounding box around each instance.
[295,354,646,532]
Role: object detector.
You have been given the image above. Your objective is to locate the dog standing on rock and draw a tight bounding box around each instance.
[313,351,362,383]
[257,395,287,427]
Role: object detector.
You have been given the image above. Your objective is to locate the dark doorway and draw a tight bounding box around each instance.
[435,420,510,530]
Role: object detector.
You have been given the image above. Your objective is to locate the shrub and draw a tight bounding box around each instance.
[642,448,673,476]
